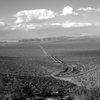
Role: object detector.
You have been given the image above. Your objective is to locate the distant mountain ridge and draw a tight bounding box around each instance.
[18,35,100,43]
[0,35,99,43]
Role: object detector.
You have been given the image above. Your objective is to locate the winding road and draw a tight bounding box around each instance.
[39,44,100,85]
[51,64,100,86]
[53,64,100,77]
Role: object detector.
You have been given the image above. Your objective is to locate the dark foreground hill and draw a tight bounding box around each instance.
[0,73,77,100]
[1,73,100,100]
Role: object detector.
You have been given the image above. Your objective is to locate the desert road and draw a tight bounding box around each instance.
[39,44,100,86]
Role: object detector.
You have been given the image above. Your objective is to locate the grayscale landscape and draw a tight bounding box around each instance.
[0,0,100,100]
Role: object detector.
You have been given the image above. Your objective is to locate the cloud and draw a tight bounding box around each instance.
[14,9,56,23]
[9,22,51,30]
[62,22,92,28]
[1,6,100,31]
[9,22,92,30]
[77,7,95,12]
[77,7,100,12]
[0,21,5,26]
[50,22,92,28]
[50,23,61,26]
[8,24,36,30]
[61,6,78,16]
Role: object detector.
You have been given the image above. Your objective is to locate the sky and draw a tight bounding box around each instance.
[0,0,100,41]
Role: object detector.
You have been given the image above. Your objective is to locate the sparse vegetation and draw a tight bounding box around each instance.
[0,41,100,100]
[0,73,77,100]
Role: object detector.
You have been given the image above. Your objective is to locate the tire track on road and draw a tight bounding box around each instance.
[39,45,48,56]
[39,44,64,65]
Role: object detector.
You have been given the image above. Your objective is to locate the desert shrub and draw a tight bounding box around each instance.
[86,87,100,100]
